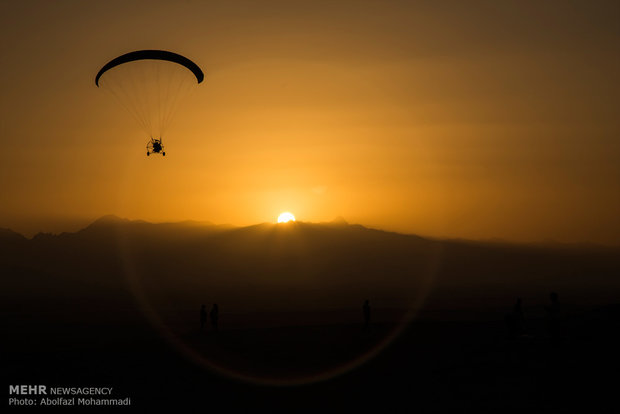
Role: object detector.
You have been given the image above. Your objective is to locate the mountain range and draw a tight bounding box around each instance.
[1,215,619,324]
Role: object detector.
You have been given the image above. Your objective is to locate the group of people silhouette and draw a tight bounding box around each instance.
[506,291,563,342]
[200,304,219,332]
[199,295,562,339]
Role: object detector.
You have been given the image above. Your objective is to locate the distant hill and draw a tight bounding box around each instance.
[0,227,27,243]
[1,216,619,320]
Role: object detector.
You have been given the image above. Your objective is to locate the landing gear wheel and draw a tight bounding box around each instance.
[147,151,150,156]
[162,152,166,156]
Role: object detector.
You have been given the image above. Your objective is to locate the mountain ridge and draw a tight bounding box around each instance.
[5,215,616,250]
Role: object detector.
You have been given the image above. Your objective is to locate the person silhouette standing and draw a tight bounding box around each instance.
[200,304,207,330]
[545,292,561,344]
[210,303,219,332]
[363,299,371,329]
[506,297,525,338]
[514,297,525,335]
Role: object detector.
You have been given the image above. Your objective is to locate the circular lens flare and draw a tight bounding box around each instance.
[277,212,296,223]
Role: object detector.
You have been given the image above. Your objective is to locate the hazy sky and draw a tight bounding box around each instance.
[1,0,618,243]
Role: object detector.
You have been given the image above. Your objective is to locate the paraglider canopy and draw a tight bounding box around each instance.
[95,50,204,154]
[95,50,204,87]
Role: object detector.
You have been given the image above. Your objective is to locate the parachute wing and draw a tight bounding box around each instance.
[95,50,204,143]
[95,50,204,87]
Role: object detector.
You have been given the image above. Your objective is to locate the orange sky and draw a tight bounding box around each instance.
[1,1,619,243]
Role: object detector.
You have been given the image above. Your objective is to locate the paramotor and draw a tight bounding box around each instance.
[95,50,204,156]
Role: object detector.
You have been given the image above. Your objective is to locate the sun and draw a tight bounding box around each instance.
[277,212,296,223]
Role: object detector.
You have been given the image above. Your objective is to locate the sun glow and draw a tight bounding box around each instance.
[277,212,296,223]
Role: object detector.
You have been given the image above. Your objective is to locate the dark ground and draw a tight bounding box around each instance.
[4,303,620,412]
[3,221,619,411]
